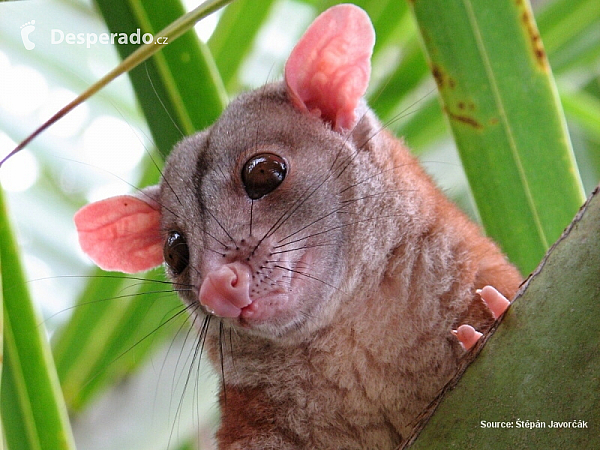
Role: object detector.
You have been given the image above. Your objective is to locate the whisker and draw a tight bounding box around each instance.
[256,174,327,247]
[145,63,185,140]
[274,213,404,249]
[227,326,236,376]
[205,207,237,247]
[205,246,228,257]
[271,241,338,253]
[39,287,190,325]
[272,265,340,291]
[250,199,254,237]
[166,304,203,398]
[76,300,194,398]
[380,87,437,131]
[168,311,211,447]
[330,88,436,185]
[56,156,188,220]
[340,189,411,204]
[255,95,421,249]
[275,204,349,244]
[204,228,231,250]
[274,185,408,247]
[219,321,227,403]
[336,163,420,195]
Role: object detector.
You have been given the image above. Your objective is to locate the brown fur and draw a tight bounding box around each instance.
[76,6,522,447]
[205,123,521,449]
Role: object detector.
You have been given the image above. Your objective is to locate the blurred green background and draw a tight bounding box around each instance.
[0,0,598,449]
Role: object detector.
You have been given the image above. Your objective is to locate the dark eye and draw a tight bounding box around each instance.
[241,153,287,200]
[164,231,189,275]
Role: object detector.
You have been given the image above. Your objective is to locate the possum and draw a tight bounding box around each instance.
[74,4,521,449]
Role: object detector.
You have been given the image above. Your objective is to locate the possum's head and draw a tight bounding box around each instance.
[74,5,391,338]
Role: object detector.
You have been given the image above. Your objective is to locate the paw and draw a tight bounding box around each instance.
[453,286,511,350]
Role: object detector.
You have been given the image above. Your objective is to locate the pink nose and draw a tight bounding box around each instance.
[199,262,253,317]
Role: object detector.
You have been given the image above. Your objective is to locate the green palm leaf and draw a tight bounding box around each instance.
[0,188,76,450]
[409,0,586,274]
[0,0,598,448]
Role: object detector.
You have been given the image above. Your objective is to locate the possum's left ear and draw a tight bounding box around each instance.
[284,4,375,132]
[74,187,164,274]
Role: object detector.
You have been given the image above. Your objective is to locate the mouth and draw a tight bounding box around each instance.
[197,237,316,334]
[238,291,289,321]
[230,250,312,328]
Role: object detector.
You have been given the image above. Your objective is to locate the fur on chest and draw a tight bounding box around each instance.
[210,270,475,449]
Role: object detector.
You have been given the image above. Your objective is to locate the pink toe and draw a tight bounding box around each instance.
[453,324,483,350]
[478,285,510,319]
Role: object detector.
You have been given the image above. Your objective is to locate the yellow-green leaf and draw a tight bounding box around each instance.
[0,187,76,450]
[409,183,600,448]
[409,0,586,274]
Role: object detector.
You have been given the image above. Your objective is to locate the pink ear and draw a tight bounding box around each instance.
[74,195,163,274]
[284,4,375,131]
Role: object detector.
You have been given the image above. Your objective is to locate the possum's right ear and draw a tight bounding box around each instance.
[74,186,164,274]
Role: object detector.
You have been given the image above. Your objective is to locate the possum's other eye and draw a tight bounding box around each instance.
[164,231,189,275]
[242,153,287,200]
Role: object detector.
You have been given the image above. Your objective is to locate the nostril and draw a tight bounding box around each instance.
[229,272,237,287]
[227,264,244,289]
[199,262,253,318]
